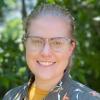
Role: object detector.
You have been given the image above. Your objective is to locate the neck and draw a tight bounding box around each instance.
[34,73,64,92]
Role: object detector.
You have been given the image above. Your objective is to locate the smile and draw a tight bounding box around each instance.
[37,61,56,67]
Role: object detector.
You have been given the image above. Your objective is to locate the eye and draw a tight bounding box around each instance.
[51,39,64,47]
[31,38,43,46]
[53,41,62,45]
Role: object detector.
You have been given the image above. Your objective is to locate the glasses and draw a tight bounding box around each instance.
[24,36,74,52]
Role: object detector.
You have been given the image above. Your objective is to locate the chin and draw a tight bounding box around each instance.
[37,72,56,80]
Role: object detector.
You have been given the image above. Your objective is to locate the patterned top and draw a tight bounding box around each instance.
[3,72,100,100]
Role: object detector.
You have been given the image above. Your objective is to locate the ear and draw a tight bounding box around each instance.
[67,41,76,57]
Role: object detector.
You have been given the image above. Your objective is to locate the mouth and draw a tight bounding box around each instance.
[37,60,56,67]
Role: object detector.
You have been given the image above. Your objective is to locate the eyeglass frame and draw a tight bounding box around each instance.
[23,34,75,52]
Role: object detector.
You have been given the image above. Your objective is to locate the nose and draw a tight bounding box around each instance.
[40,41,52,57]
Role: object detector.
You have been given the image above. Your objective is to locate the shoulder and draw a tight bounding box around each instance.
[71,80,100,100]
[3,83,28,100]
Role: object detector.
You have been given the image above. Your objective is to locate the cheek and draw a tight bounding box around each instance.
[57,47,74,68]
[59,48,73,61]
[60,53,70,65]
[56,52,70,70]
[25,49,37,67]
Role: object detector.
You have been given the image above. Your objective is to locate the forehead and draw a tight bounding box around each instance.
[28,16,72,38]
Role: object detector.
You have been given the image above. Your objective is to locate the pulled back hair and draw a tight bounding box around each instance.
[23,3,75,39]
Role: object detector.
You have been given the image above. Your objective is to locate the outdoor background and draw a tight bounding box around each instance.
[0,0,100,99]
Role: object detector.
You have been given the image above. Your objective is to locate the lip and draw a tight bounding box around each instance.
[37,60,56,67]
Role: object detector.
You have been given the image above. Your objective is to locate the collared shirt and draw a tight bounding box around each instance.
[3,72,100,100]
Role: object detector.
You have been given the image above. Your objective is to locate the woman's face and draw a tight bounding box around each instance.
[25,16,75,80]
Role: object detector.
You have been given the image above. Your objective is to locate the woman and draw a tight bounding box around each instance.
[3,4,100,100]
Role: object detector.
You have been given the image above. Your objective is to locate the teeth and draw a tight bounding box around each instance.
[38,61,55,66]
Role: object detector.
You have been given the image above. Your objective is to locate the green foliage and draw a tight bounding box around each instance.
[0,0,100,99]
[0,18,28,99]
